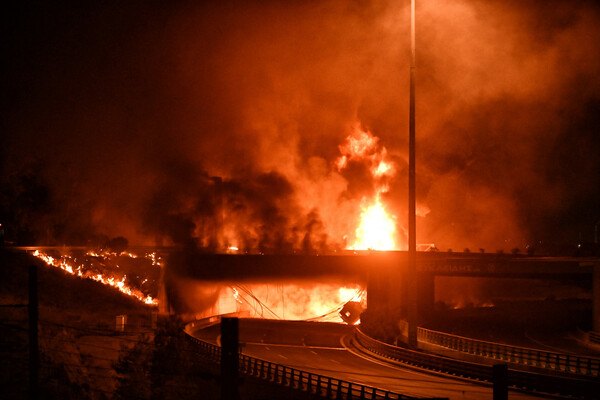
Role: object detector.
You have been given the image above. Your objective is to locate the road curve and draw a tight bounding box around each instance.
[188,319,546,400]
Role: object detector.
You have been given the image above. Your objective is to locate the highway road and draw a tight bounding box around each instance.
[189,319,547,400]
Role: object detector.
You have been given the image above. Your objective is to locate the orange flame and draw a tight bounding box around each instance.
[33,249,158,305]
[192,283,365,322]
[337,124,398,250]
[351,196,396,250]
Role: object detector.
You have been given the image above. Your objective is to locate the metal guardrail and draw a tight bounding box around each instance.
[418,327,600,377]
[185,320,442,400]
[355,329,600,399]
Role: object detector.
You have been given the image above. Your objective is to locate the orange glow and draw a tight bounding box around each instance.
[189,283,364,323]
[373,158,393,177]
[226,246,240,253]
[337,124,399,250]
[351,196,396,250]
[338,286,362,302]
[33,249,158,305]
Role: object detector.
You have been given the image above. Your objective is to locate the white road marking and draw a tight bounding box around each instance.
[244,342,344,350]
[524,331,577,354]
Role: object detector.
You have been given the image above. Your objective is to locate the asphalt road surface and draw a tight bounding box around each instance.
[189,319,547,400]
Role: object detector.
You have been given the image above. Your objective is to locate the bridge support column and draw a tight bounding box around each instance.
[417,272,435,322]
[594,264,600,332]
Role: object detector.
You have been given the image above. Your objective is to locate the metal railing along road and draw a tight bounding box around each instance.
[418,327,600,377]
[185,319,445,400]
[589,331,600,346]
[355,329,599,399]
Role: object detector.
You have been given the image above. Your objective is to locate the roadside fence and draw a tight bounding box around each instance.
[355,328,599,399]
[418,327,600,377]
[185,319,445,400]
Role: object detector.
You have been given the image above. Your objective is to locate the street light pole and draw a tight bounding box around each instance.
[407,0,418,349]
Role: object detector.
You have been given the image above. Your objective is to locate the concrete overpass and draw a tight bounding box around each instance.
[166,250,595,279]
[164,250,600,333]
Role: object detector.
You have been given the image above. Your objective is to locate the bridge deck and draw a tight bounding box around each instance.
[167,250,597,280]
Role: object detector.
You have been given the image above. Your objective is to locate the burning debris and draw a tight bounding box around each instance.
[33,249,160,305]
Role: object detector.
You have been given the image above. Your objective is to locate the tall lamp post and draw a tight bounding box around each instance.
[407,0,418,349]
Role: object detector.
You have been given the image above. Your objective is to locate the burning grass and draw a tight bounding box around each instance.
[0,249,158,398]
[32,248,160,305]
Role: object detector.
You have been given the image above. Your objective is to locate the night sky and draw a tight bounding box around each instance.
[2,0,600,252]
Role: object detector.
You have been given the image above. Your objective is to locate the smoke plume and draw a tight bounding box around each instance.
[2,0,599,252]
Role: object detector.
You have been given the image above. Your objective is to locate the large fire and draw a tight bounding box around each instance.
[337,124,399,250]
[32,248,364,323]
[190,282,365,323]
[29,125,403,319]
[33,249,159,305]
[352,197,396,250]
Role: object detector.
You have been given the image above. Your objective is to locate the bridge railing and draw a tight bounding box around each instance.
[237,355,428,400]
[417,327,600,377]
[185,319,443,400]
[355,328,493,380]
[355,328,599,399]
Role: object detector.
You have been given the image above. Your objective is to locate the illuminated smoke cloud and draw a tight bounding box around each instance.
[1,0,599,252]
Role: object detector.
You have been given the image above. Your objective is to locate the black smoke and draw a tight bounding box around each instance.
[1,0,599,252]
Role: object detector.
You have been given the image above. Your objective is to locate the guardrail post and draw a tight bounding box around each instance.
[348,382,353,400]
[266,361,272,380]
[28,265,39,400]
[586,358,592,376]
[283,366,289,386]
[221,317,240,400]
[335,380,342,400]
[492,364,508,400]
[518,348,522,364]
[316,375,321,395]
[297,370,302,389]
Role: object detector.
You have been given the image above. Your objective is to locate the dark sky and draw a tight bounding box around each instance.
[2,0,600,251]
